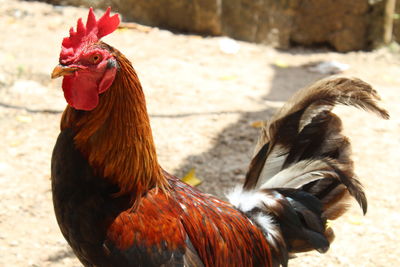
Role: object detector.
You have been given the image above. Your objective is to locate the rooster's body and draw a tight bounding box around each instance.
[51,8,388,267]
[53,133,271,266]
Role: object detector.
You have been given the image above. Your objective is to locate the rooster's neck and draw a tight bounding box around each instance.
[61,49,168,202]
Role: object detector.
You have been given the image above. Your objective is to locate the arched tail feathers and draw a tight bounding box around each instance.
[227,77,389,267]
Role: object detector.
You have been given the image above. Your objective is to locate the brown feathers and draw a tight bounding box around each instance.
[61,43,168,205]
[246,77,388,192]
[234,77,388,257]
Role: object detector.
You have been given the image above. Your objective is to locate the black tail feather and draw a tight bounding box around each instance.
[229,77,388,266]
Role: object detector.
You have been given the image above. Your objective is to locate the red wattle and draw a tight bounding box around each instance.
[62,73,99,111]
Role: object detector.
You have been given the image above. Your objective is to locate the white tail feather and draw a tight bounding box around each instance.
[260,160,338,189]
[255,144,289,188]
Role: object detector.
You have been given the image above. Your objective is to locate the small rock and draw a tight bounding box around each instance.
[219,37,240,54]
[306,60,349,74]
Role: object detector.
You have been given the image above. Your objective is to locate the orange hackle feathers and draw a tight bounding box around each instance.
[61,44,168,206]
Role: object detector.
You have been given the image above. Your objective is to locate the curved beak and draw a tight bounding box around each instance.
[51,65,79,79]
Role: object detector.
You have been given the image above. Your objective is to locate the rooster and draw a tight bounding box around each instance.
[50,8,389,267]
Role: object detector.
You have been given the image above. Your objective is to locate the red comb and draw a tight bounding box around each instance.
[60,7,120,64]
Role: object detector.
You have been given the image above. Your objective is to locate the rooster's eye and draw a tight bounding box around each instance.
[89,54,102,64]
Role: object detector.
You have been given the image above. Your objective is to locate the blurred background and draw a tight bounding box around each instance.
[0,0,399,266]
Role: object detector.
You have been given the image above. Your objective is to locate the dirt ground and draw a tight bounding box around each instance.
[0,1,399,266]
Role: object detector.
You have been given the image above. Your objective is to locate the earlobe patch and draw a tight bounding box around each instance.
[99,66,117,94]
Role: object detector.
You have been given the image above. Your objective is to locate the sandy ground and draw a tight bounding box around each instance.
[0,1,399,266]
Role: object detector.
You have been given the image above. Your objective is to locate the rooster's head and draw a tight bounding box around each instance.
[51,8,120,111]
